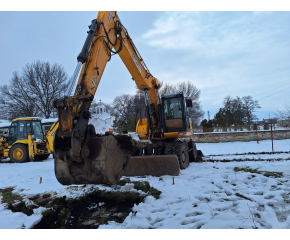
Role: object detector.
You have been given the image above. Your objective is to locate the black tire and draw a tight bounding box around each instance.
[175,143,189,169]
[196,150,204,162]
[188,141,197,162]
[9,144,29,163]
[34,154,50,161]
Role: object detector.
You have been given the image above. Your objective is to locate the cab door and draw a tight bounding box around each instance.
[8,122,18,146]
[8,121,29,146]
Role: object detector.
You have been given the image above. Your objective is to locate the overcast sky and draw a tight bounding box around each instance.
[1,2,290,121]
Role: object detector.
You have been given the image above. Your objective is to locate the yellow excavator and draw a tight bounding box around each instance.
[53,11,203,185]
[0,117,58,163]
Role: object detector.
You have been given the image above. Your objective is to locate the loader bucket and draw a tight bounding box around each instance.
[54,135,130,185]
[123,155,180,177]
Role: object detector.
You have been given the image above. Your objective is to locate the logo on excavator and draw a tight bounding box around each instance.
[132,55,142,74]
[108,12,113,21]
[91,75,99,89]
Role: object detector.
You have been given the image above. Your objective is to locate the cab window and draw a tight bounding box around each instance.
[32,121,44,141]
[8,122,17,145]
[18,121,28,139]
[164,98,182,119]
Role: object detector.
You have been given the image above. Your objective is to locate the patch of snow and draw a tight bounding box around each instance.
[1,139,290,229]
[127,132,140,141]
[0,122,10,128]
[41,118,58,124]
[120,183,135,192]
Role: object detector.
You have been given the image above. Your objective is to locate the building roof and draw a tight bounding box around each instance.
[12,117,42,122]
[42,118,58,124]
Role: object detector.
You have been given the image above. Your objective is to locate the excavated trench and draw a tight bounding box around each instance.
[32,189,146,229]
[0,179,161,229]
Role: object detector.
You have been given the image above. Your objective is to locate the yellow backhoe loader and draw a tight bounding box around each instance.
[53,11,203,185]
[0,117,58,163]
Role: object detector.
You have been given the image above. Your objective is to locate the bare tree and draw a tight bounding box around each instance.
[275,101,290,126]
[0,72,40,120]
[111,94,135,131]
[0,61,68,120]
[242,96,261,125]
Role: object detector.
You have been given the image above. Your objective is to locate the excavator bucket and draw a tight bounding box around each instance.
[54,135,130,185]
[54,130,180,185]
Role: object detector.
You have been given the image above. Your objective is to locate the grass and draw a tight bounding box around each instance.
[233,167,260,174]
[233,167,284,178]
[43,193,51,198]
[117,178,162,199]
[116,178,131,186]
[0,187,22,204]
[263,172,283,178]
[58,208,71,229]
[0,187,34,216]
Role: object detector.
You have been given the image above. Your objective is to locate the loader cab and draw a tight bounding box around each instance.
[162,93,192,133]
[8,118,44,146]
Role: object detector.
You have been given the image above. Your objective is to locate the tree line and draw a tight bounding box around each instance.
[0,61,204,132]
[201,95,261,128]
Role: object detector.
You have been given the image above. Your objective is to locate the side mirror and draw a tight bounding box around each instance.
[186,99,192,108]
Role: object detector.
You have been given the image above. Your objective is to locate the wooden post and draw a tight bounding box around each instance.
[270,124,274,152]
[172,177,174,185]
[255,124,259,144]
[28,133,33,162]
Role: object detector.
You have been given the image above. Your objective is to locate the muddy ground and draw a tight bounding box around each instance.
[1,179,161,229]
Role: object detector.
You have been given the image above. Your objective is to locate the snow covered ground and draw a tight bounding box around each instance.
[1,139,290,229]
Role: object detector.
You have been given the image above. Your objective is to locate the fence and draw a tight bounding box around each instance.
[194,124,286,133]
[190,129,290,143]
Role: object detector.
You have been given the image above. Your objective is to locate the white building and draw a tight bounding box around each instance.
[89,102,115,134]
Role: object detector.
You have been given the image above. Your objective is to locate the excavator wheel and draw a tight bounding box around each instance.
[9,144,29,163]
[196,150,204,162]
[175,143,189,169]
[188,141,197,163]
[164,142,189,169]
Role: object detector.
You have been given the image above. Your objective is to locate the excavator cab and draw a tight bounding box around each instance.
[162,93,192,134]
[8,118,44,146]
